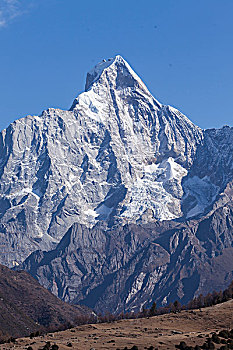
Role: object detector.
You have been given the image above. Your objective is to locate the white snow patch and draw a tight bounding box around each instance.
[122,158,188,221]
[183,176,220,218]
[84,209,98,218]
[74,90,107,123]
[144,157,187,182]
[6,187,32,199]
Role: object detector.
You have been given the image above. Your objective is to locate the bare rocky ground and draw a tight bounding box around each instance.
[1,299,232,350]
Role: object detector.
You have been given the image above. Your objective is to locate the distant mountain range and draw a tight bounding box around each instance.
[0,55,232,313]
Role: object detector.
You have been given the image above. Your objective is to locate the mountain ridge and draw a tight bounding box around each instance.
[20,191,233,313]
[0,55,232,313]
[0,55,206,267]
[0,263,90,341]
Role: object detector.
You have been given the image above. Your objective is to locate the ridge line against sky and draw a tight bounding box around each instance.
[0,0,232,131]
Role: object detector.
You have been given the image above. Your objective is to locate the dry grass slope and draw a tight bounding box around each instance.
[1,299,232,350]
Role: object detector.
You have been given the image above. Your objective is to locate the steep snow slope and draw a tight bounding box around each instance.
[0,55,206,266]
[182,126,233,218]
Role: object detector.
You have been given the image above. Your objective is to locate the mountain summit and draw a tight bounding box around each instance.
[84,55,149,92]
[0,56,232,269]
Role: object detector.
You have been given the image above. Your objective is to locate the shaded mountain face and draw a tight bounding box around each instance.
[0,264,89,341]
[0,55,233,313]
[21,181,233,313]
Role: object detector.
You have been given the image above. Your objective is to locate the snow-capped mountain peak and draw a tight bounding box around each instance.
[0,56,231,268]
[84,55,148,92]
[71,55,152,111]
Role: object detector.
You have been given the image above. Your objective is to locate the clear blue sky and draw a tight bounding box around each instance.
[0,0,232,131]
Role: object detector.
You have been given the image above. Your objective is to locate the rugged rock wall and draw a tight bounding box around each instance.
[0,56,206,266]
[21,182,233,313]
[0,55,233,313]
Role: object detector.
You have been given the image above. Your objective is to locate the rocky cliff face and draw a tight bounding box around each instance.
[21,182,233,313]
[0,55,233,313]
[182,126,233,219]
[0,55,206,266]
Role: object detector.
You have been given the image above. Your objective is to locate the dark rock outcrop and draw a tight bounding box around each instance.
[0,264,90,341]
[21,185,233,313]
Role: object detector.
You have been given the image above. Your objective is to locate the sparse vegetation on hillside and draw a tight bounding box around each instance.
[82,279,233,325]
[0,265,90,343]
[137,280,233,320]
[0,267,233,345]
[1,299,232,350]
[175,328,233,350]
